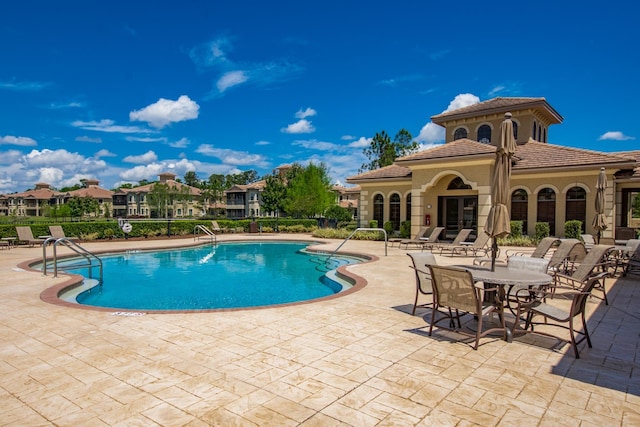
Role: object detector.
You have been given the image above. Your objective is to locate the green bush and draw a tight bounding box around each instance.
[535,222,550,241]
[312,228,385,240]
[400,221,412,238]
[368,220,378,228]
[564,220,583,239]
[510,220,523,238]
[383,221,394,234]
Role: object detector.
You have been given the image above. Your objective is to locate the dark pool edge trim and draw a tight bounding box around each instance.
[30,237,375,314]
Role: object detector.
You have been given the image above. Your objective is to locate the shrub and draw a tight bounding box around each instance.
[383,221,394,234]
[564,220,583,239]
[510,220,523,238]
[368,220,378,228]
[400,221,411,238]
[535,222,550,241]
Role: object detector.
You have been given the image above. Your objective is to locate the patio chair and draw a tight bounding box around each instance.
[407,252,437,315]
[431,228,473,254]
[211,221,222,233]
[547,239,586,276]
[510,268,608,358]
[555,244,614,304]
[48,225,79,242]
[439,231,490,257]
[428,265,506,350]
[506,237,560,259]
[398,226,430,249]
[581,234,595,250]
[399,226,443,250]
[15,226,46,247]
[505,256,550,315]
[625,244,640,277]
[612,239,640,276]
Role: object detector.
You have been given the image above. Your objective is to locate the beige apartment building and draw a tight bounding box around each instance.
[347,97,640,241]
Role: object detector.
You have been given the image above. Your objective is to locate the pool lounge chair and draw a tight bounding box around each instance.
[432,229,473,255]
[15,226,46,247]
[49,225,79,242]
[439,231,490,257]
[399,226,443,249]
[555,244,614,304]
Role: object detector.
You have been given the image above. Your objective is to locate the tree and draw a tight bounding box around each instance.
[66,196,99,217]
[225,170,259,187]
[360,128,419,172]
[147,183,170,218]
[202,174,226,216]
[324,205,353,222]
[261,173,287,230]
[183,171,200,187]
[283,162,334,218]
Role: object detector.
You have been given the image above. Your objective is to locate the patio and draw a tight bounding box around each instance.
[0,234,638,425]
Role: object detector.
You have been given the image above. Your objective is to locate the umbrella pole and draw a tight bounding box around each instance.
[491,238,498,272]
[596,230,601,245]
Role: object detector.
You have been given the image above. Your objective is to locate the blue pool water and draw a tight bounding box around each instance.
[69,242,360,311]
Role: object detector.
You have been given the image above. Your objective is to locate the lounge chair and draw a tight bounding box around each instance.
[506,237,560,259]
[211,221,222,233]
[15,226,46,247]
[439,231,490,257]
[428,265,506,350]
[407,252,437,315]
[616,239,640,276]
[399,226,443,249]
[432,228,473,255]
[581,234,595,250]
[49,225,79,242]
[555,244,614,304]
[547,239,586,275]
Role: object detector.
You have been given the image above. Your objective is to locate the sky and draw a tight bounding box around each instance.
[1,1,638,193]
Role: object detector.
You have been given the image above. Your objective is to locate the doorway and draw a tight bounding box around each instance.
[438,196,478,240]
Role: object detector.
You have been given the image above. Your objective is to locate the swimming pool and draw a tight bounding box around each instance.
[54,241,364,311]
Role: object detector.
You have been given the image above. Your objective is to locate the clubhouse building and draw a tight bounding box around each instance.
[346,97,640,241]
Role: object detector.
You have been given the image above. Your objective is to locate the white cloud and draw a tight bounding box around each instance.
[36,167,65,184]
[169,137,190,148]
[293,139,340,151]
[129,95,200,129]
[416,122,445,144]
[255,140,270,146]
[123,150,158,164]
[125,136,167,143]
[94,149,116,158]
[443,93,480,112]
[0,135,37,146]
[295,108,316,119]
[75,135,102,143]
[217,71,248,93]
[195,144,269,167]
[281,119,315,134]
[347,137,372,148]
[598,131,635,141]
[119,158,202,182]
[72,119,150,134]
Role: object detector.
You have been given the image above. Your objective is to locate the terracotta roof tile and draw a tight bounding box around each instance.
[69,186,114,199]
[396,139,496,163]
[346,164,412,182]
[431,97,563,124]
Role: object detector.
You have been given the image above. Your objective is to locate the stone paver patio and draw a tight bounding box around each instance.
[0,233,639,426]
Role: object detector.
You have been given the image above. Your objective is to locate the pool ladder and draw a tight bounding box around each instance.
[194,225,217,244]
[42,237,103,286]
[323,227,388,266]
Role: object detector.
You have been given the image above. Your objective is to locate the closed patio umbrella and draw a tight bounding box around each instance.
[485,113,517,271]
[592,167,607,244]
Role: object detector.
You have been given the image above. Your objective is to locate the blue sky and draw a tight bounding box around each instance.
[1,1,638,193]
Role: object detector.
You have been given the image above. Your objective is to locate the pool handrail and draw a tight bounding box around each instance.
[325,227,387,265]
[42,237,103,285]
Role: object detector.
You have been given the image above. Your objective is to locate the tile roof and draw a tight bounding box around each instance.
[69,186,114,199]
[120,180,201,196]
[346,164,412,182]
[431,97,563,124]
[396,139,496,163]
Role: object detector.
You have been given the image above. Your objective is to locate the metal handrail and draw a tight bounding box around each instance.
[42,237,103,285]
[324,227,388,265]
[194,225,217,244]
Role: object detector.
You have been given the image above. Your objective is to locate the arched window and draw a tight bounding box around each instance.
[447,177,472,190]
[543,128,547,143]
[566,187,586,232]
[511,189,528,234]
[537,125,542,141]
[477,125,491,143]
[373,194,384,228]
[453,128,468,140]
[406,193,411,221]
[537,188,556,236]
[390,193,401,230]
[513,121,519,140]
[533,122,537,140]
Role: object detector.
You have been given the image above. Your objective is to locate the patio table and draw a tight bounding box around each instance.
[453,264,553,341]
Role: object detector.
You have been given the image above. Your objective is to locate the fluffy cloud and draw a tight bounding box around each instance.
[281,119,315,134]
[293,139,340,151]
[123,150,158,164]
[295,108,316,119]
[119,158,201,182]
[195,144,269,167]
[443,93,480,112]
[217,71,248,93]
[347,137,372,148]
[415,122,445,144]
[0,135,37,146]
[598,131,635,141]
[129,95,200,129]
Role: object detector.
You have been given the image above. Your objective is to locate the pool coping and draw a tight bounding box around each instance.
[28,237,376,314]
